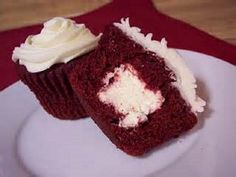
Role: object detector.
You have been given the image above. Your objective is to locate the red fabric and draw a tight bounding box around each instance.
[1,0,235,91]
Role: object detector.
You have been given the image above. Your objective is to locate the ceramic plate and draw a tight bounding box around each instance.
[0,50,235,177]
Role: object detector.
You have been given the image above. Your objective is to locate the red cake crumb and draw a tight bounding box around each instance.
[69,25,197,156]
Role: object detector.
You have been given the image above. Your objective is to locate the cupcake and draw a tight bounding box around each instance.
[12,17,101,120]
[69,18,205,156]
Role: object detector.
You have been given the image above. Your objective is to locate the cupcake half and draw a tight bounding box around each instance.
[69,18,206,156]
[12,17,101,120]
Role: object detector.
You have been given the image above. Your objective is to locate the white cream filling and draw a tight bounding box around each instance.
[114,18,206,113]
[98,64,164,128]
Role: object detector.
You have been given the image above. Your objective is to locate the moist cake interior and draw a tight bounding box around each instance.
[70,24,197,155]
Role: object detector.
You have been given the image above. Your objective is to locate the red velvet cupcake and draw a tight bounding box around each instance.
[69,18,206,155]
[12,17,101,120]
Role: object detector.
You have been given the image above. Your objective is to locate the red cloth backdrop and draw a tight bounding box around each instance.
[0,0,235,91]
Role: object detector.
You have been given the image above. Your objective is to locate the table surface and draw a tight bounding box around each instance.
[0,0,235,45]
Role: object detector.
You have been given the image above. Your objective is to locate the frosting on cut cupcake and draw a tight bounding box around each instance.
[12,17,101,73]
[114,18,206,114]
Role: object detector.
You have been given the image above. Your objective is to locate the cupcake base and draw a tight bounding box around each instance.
[16,57,87,120]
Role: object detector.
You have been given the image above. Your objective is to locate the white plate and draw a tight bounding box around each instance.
[0,50,236,177]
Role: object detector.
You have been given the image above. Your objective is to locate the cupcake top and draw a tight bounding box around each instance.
[114,18,206,114]
[12,17,101,73]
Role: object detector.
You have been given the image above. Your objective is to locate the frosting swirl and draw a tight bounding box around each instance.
[12,17,101,73]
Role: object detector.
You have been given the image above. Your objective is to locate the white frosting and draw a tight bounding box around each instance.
[114,18,206,113]
[12,17,101,73]
[98,64,164,128]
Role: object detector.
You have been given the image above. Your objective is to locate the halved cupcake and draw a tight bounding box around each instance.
[69,18,206,155]
[12,17,101,120]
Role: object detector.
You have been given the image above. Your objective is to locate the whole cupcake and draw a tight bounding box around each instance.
[12,17,101,120]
